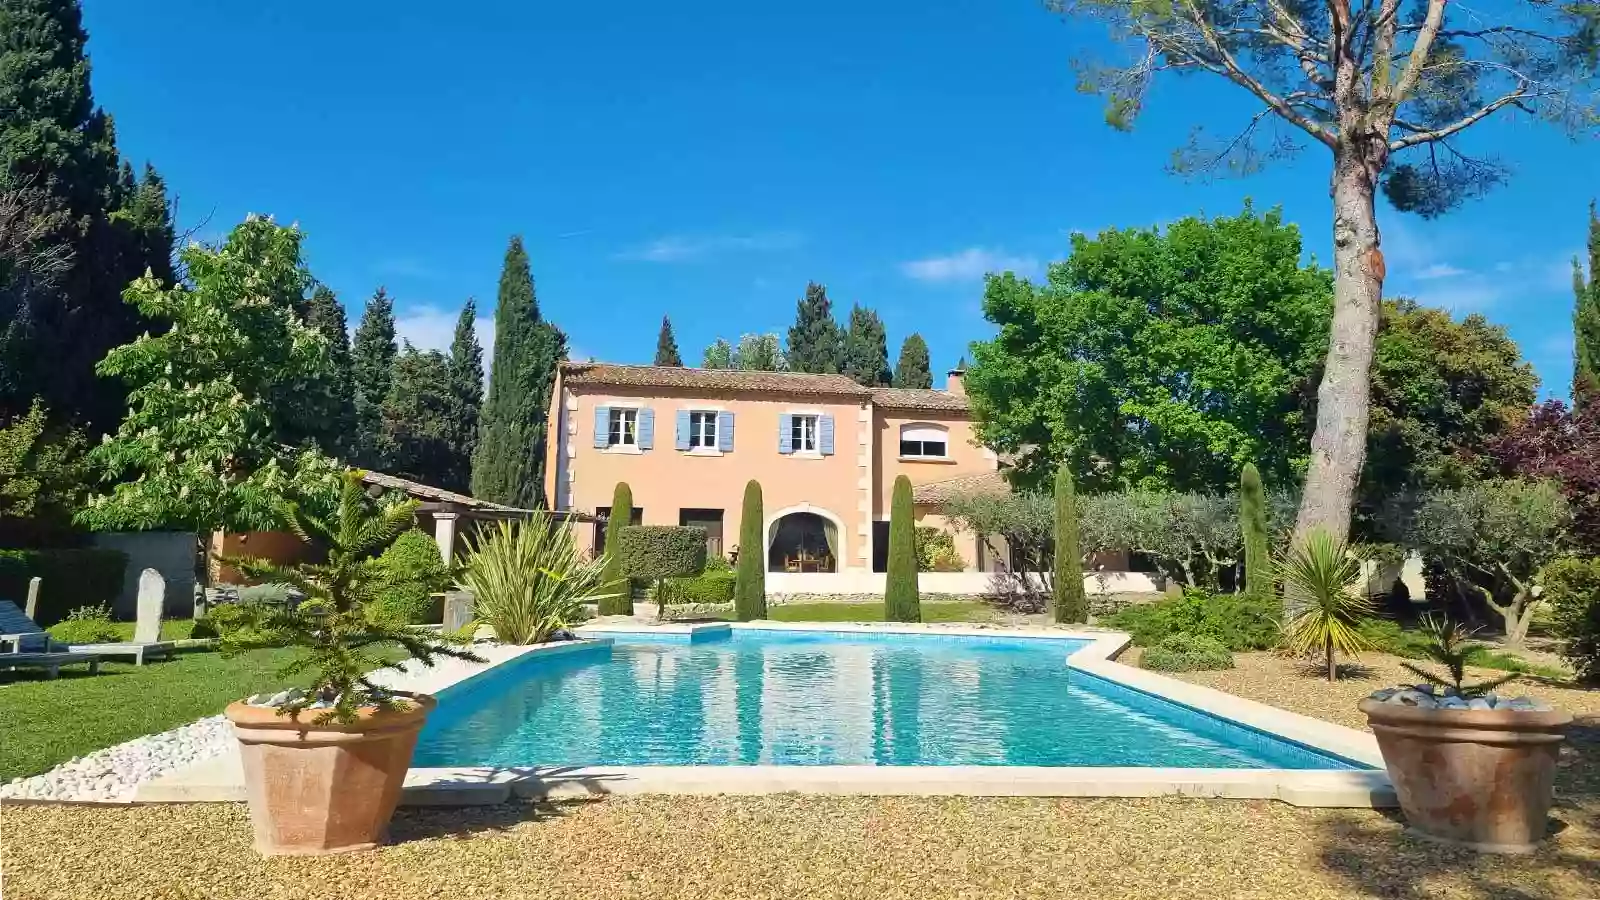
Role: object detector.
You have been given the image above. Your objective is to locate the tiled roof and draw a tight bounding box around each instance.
[360,470,528,513]
[562,363,870,398]
[911,470,1009,505]
[869,387,970,412]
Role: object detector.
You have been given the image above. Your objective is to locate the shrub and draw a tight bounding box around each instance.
[620,526,707,620]
[46,604,122,645]
[885,475,920,622]
[1053,467,1088,624]
[1141,633,1234,672]
[1539,555,1600,682]
[599,483,634,615]
[366,529,451,626]
[0,548,128,626]
[190,602,286,645]
[1280,529,1377,681]
[1240,463,1271,603]
[735,480,767,621]
[915,527,957,572]
[657,553,737,605]
[1356,617,1434,659]
[461,514,613,644]
[1103,588,1279,651]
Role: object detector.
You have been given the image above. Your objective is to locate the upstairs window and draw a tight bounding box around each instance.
[608,408,638,447]
[689,411,718,449]
[791,414,819,453]
[900,424,948,458]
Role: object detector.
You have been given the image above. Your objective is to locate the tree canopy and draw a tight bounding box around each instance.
[351,287,396,468]
[654,315,683,366]
[703,333,787,371]
[786,281,842,374]
[894,333,933,389]
[304,284,357,460]
[841,304,891,387]
[382,345,457,490]
[1574,202,1600,406]
[445,299,483,492]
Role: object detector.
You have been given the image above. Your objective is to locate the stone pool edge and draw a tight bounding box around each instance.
[126,622,1396,809]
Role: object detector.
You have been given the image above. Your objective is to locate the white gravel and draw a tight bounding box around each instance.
[0,715,234,803]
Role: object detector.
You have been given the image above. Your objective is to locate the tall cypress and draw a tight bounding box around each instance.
[841,304,891,387]
[302,284,356,459]
[654,315,683,366]
[734,480,767,621]
[1052,467,1088,624]
[885,475,921,622]
[350,287,397,468]
[1240,463,1272,604]
[1574,202,1600,408]
[785,281,842,374]
[446,298,484,492]
[472,235,564,508]
[894,333,933,389]
[599,481,634,616]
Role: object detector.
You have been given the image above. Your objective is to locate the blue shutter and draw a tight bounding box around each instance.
[778,414,793,454]
[593,406,611,448]
[718,411,735,452]
[637,407,655,449]
[819,415,836,455]
[675,410,692,450]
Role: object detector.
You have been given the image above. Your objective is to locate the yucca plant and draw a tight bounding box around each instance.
[230,470,483,724]
[1278,528,1377,682]
[1402,615,1521,698]
[458,512,615,644]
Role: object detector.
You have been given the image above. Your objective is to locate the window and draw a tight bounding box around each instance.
[899,424,948,458]
[607,408,638,447]
[689,411,718,449]
[791,414,819,453]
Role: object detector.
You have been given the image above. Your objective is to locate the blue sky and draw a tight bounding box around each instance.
[82,0,1596,397]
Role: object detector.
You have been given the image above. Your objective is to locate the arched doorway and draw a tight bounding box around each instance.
[767,511,840,573]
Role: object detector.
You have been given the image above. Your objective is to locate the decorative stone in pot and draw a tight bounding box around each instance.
[1360,689,1571,854]
[225,692,437,856]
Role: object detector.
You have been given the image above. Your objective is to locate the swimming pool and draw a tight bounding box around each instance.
[411,629,1363,770]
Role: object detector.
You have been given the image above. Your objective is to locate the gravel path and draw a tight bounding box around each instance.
[0,716,233,803]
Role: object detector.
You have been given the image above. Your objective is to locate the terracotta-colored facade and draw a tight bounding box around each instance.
[545,363,998,573]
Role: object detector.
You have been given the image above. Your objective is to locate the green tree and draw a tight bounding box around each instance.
[76,217,341,534]
[841,304,891,387]
[654,315,683,366]
[702,337,733,369]
[446,298,483,492]
[734,333,787,371]
[599,481,634,616]
[382,345,456,489]
[472,236,565,508]
[1050,0,1600,545]
[734,480,766,621]
[1052,467,1087,624]
[894,333,933,389]
[1239,463,1271,604]
[304,284,357,459]
[885,474,920,622]
[0,400,86,545]
[1574,202,1600,407]
[350,287,396,468]
[785,281,842,374]
[967,207,1332,493]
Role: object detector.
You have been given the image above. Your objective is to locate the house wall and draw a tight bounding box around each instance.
[874,409,996,571]
[553,384,874,571]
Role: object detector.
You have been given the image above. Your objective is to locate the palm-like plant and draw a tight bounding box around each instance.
[458,512,615,644]
[1402,615,1521,699]
[1278,528,1377,682]
[231,470,482,724]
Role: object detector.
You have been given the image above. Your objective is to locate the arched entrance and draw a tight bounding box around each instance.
[766,509,841,573]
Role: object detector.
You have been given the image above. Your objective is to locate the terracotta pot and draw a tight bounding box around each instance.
[1359,698,1572,854]
[225,694,436,856]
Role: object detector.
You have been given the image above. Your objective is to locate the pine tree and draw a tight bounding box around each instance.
[1240,463,1272,605]
[885,475,921,622]
[841,304,891,387]
[472,235,564,508]
[654,315,683,366]
[599,482,634,615]
[303,284,357,459]
[1574,202,1600,408]
[1052,467,1088,624]
[382,346,456,487]
[894,333,933,389]
[445,299,483,492]
[350,287,397,467]
[734,480,767,621]
[786,281,842,374]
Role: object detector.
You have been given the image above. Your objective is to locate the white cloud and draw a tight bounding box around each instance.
[614,232,803,263]
[900,247,1040,284]
[1414,263,1467,280]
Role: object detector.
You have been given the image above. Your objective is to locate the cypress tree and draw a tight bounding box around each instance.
[350,287,397,468]
[841,304,891,387]
[785,281,842,374]
[599,481,634,615]
[472,235,565,508]
[446,298,484,493]
[382,346,455,487]
[304,284,357,459]
[1240,463,1272,604]
[894,333,933,389]
[654,315,683,366]
[885,475,921,622]
[734,480,767,620]
[1052,467,1088,624]
[1574,202,1600,408]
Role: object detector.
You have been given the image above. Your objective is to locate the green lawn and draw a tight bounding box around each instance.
[100,620,201,642]
[763,600,998,624]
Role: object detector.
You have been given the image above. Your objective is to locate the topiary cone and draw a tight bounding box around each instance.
[734,480,767,621]
[1052,466,1088,624]
[885,475,921,622]
[599,482,633,615]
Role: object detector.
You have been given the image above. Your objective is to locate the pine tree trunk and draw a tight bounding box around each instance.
[1294,142,1386,558]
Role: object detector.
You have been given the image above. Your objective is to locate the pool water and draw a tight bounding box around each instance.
[412,631,1360,770]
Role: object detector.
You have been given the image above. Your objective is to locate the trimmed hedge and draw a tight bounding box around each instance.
[1052,467,1087,624]
[619,526,707,580]
[1141,633,1234,672]
[1540,556,1600,682]
[734,480,767,620]
[0,548,129,626]
[366,529,451,626]
[656,572,737,605]
[885,475,920,622]
[599,483,634,615]
[1103,588,1279,651]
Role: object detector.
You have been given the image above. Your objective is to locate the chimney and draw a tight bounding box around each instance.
[945,363,966,397]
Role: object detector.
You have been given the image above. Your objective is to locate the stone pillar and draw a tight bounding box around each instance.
[442,591,474,634]
[24,577,41,620]
[432,513,460,564]
[134,569,166,644]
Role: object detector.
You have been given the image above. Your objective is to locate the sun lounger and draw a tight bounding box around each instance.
[62,640,174,666]
[1,601,106,675]
[0,650,101,678]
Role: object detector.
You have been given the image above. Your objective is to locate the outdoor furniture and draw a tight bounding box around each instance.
[0,650,101,679]
[1,570,176,667]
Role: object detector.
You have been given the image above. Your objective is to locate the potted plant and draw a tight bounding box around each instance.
[224,471,481,856]
[1359,616,1572,854]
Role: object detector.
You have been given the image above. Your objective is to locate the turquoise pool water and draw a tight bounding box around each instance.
[412,630,1361,770]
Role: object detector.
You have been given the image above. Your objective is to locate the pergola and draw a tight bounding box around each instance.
[359,471,599,563]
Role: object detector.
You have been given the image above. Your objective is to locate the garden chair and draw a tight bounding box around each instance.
[0,601,103,678]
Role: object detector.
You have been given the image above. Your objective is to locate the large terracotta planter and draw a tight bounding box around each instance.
[225,694,436,856]
[1359,698,1572,854]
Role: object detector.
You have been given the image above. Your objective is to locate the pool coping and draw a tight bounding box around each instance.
[130,622,1395,809]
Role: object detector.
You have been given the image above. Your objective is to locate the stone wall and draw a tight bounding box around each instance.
[89,531,199,619]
